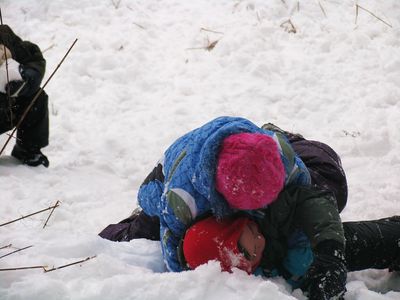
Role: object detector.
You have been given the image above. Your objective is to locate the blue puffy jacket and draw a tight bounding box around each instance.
[138,116,311,271]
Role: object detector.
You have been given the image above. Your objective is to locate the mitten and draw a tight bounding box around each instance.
[16,64,43,96]
[302,240,347,300]
[0,58,22,94]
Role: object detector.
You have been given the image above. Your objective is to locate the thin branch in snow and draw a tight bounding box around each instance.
[0,38,78,156]
[0,201,61,227]
[0,244,12,250]
[200,28,224,35]
[355,4,392,28]
[0,265,47,272]
[280,19,297,34]
[111,0,122,9]
[186,37,220,52]
[132,22,145,30]
[42,43,56,54]
[44,256,97,273]
[318,1,327,18]
[0,245,33,259]
[43,200,61,229]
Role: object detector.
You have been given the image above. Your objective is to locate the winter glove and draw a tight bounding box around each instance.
[302,240,347,300]
[0,58,23,95]
[18,64,42,96]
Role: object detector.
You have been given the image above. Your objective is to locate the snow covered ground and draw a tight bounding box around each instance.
[1,0,400,299]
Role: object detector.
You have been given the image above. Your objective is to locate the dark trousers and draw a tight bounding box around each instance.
[99,212,400,272]
[0,90,49,150]
[344,216,400,272]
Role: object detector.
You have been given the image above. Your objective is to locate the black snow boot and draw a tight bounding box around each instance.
[11,144,49,167]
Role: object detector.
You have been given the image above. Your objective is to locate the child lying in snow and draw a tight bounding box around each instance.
[99,116,397,299]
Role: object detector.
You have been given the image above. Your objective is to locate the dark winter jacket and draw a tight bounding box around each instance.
[254,185,344,286]
[0,25,46,97]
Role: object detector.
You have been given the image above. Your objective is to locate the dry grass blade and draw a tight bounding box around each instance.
[0,245,33,259]
[43,200,61,228]
[0,244,12,250]
[0,201,61,227]
[356,4,392,28]
[280,19,297,34]
[318,1,327,17]
[200,28,224,35]
[44,255,97,273]
[0,265,47,272]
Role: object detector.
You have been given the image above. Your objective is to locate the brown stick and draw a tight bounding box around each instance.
[0,265,47,272]
[318,1,327,18]
[43,200,61,228]
[0,244,12,250]
[0,38,78,156]
[0,245,33,259]
[44,255,97,273]
[0,202,60,227]
[356,4,392,28]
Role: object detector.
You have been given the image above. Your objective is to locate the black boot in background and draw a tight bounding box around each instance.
[11,143,49,167]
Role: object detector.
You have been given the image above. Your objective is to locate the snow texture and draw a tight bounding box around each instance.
[0,0,399,299]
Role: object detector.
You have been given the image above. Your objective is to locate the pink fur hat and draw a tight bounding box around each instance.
[215,133,285,209]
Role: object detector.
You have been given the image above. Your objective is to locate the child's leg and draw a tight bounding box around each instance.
[99,209,160,242]
[344,216,400,272]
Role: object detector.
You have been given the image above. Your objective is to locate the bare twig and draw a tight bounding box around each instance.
[132,22,145,30]
[42,44,56,53]
[0,245,33,259]
[0,201,61,227]
[111,0,122,9]
[43,200,60,229]
[44,255,97,273]
[200,28,224,35]
[43,200,60,228]
[318,1,327,18]
[355,4,359,25]
[0,244,12,250]
[355,4,392,28]
[186,38,220,52]
[280,19,297,34]
[0,265,47,272]
[0,38,78,156]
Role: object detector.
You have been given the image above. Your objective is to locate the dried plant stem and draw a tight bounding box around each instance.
[356,4,392,28]
[0,245,33,259]
[318,1,327,17]
[0,201,60,227]
[43,200,61,228]
[0,38,78,156]
[44,255,97,273]
[0,244,12,250]
[200,28,224,35]
[0,265,47,272]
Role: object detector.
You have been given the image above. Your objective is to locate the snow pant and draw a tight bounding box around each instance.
[99,212,400,272]
[344,216,400,272]
[0,90,49,150]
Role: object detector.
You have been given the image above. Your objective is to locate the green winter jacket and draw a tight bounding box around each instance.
[256,185,345,272]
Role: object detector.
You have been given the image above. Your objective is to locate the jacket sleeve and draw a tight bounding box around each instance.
[0,25,46,95]
[137,163,165,217]
[288,186,345,248]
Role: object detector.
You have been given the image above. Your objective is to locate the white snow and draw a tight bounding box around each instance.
[1,0,400,299]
